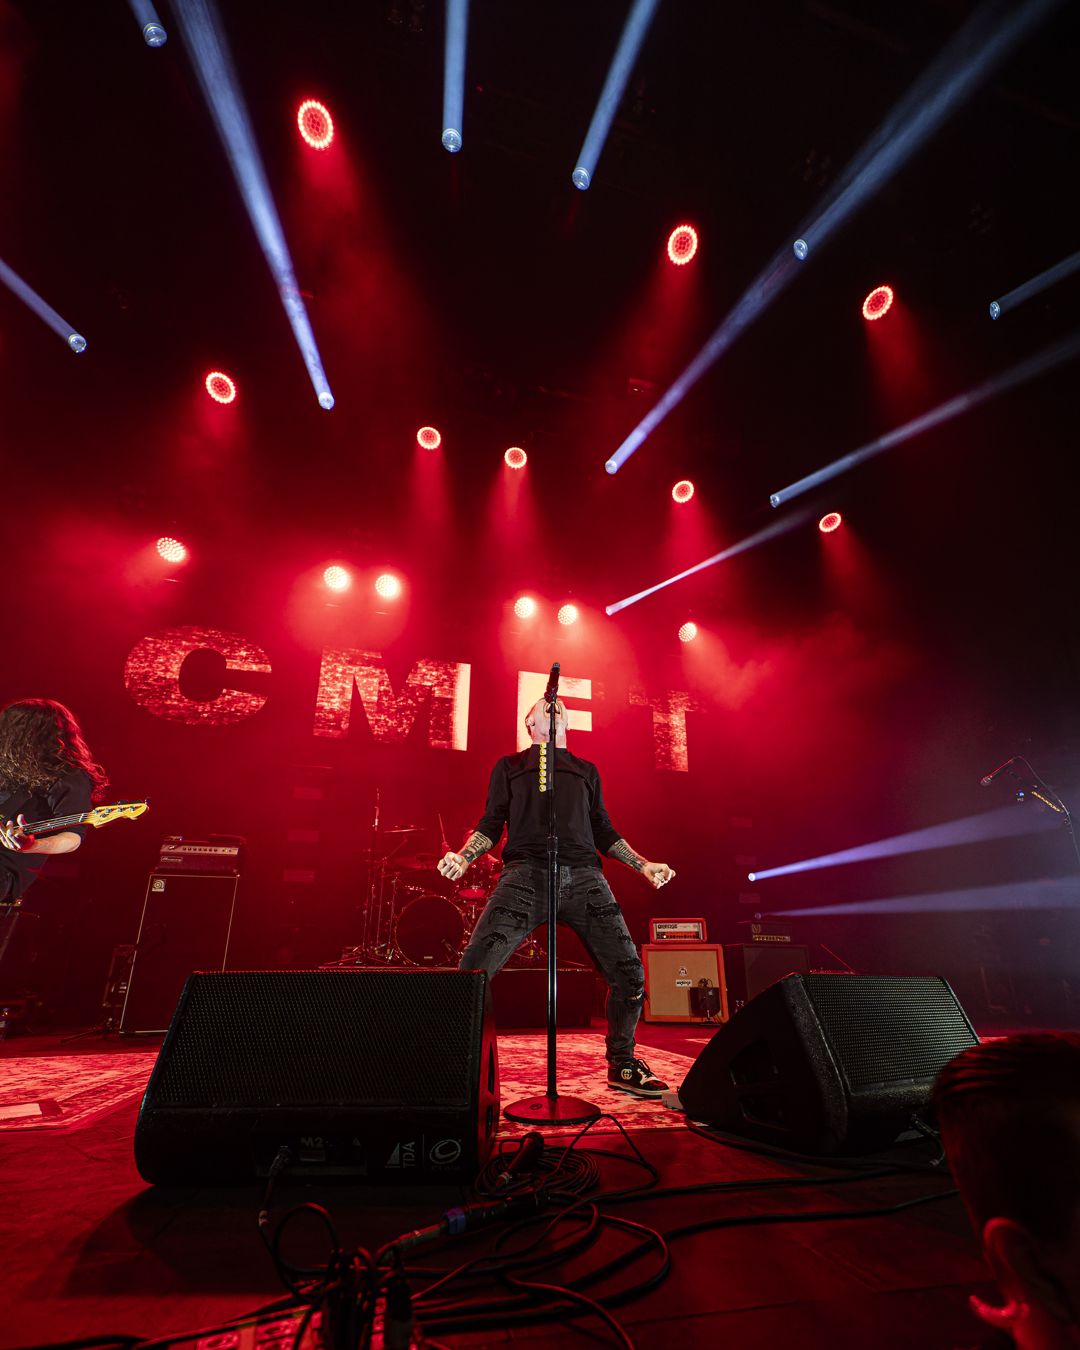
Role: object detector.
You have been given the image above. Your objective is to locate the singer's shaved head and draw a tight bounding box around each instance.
[524,697,567,745]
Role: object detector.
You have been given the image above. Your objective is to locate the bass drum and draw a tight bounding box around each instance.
[395,891,465,966]
[457,855,500,901]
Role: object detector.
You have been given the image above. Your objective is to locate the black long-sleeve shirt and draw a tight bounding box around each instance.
[0,767,91,899]
[473,746,622,866]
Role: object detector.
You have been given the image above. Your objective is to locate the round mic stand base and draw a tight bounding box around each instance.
[503,1093,600,1125]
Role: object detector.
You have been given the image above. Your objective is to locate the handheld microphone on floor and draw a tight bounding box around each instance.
[495,1130,545,1188]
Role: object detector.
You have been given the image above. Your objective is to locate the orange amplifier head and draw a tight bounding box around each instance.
[649,917,707,943]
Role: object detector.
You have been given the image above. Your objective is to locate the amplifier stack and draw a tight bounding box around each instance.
[643,916,811,1023]
[642,917,726,1024]
[119,836,243,1035]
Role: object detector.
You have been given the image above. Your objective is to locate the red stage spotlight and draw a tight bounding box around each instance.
[513,595,537,619]
[672,479,695,503]
[416,425,441,450]
[156,536,187,563]
[667,224,699,266]
[861,285,894,322]
[323,565,351,592]
[557,603,579,626]
[205,371,237,404]
[375,572,402,599]
[297,99,334,150]
[504,446,528,470]
[819,512,842,533]
[678,621,698,643]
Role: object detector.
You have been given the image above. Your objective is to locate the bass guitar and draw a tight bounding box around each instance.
[10,800,149,836]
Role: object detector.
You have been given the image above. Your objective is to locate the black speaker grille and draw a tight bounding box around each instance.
[151,970,483,1110]
[802,974,977,1091]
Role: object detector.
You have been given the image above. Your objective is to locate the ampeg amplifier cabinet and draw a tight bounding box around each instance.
[723,942,810,1013]
[679,972,979,1154]
[643,943,728,1023]
[119,872,238,1034]
[134,969,499,1185]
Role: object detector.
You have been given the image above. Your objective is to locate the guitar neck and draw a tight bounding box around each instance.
[22,810,91,835]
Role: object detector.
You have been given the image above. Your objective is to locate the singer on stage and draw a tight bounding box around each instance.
[438,695,676,1098]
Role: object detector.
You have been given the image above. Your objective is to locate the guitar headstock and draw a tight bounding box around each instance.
[86,801,150,828]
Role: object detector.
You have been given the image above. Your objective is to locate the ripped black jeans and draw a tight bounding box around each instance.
[458,861,645,1064]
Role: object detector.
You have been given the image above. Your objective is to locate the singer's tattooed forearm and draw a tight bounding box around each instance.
[607,838,647,872]
[459,831,494,864]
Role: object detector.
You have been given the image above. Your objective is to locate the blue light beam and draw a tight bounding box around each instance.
[128,0,168,46]
[748,804,1061,883]
[571,0,660,191]
[605,509,812,615]
[989,246,1080,320]
[791,0,1062,264]
[771,876,1079,919]
[769,328,1080,508]
[172,0,334,410]
[441,0,469,152]
[0,256,87,353]
[604,0,1062,474]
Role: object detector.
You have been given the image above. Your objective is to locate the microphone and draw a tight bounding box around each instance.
[495,1131,545,1188]
[979,756,1019,788]
[544,662,560,706]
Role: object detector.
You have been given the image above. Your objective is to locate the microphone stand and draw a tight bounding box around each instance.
[504,684,599,1125]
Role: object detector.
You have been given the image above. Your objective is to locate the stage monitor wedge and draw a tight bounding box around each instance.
[678,972,978,1155]
[134,969,498,1185]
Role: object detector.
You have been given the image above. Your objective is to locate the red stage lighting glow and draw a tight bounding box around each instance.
[504,446,528,470]
[297,100,334,150]
[156,537,187,563]
[323,565,351,592]
[416,425,441,450]
[513,596,537,619]
[862,285,894,321]
[672,479,695,503]
[557,603,579,626]
[375,573,402,599]
[667,224,699,266]
[205,371,237,404]
[819,512,842,533]
[678,621,698,643]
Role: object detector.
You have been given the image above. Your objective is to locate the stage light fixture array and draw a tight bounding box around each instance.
[678,621,698,643]
[672,479,695,503]
[205,371,237,404]
[297,100,334,150]
[323,565,351,592]
[156,537,188,563]
[375,573,402,599]
[416,425,441,450]
[557,604,579,626]
[504,447,528,470]
[819,512,842,533]
[667,225,699,266]
[862,285,894,321]
[514,596,537,619]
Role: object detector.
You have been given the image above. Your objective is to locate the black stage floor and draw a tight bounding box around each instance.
[0,1020,997,1350]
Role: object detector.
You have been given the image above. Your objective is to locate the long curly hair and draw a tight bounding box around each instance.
[0,699,109,803]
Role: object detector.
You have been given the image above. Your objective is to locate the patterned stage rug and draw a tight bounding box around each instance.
[494,1034,693,1138]
[0,1036,694,1138]
[0,1053,156,1133]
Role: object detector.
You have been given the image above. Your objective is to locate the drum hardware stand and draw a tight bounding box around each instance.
[504,666,600,1126]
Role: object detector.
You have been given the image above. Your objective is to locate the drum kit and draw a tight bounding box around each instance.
[333,821,546,970]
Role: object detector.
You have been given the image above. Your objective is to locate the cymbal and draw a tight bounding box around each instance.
[382,825,422,834]
[394,852,442,869]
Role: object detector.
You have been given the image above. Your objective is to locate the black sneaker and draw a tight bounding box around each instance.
[607,1057,669,1099]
